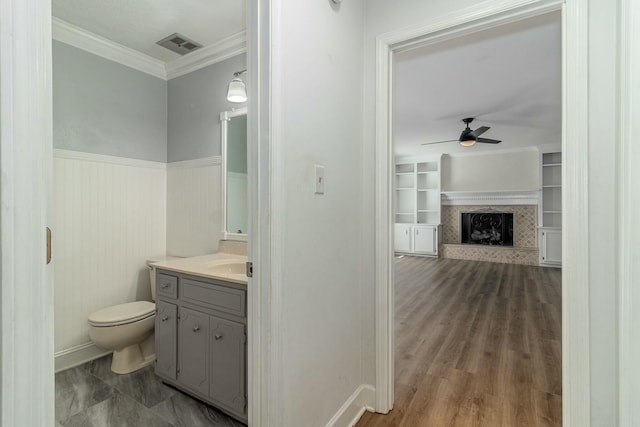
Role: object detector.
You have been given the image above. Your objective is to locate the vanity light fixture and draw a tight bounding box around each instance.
[227,69,247,103]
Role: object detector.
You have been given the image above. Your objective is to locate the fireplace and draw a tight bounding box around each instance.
[461,211,513,246]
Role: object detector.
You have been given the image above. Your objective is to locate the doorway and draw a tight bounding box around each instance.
[370,1,591,425]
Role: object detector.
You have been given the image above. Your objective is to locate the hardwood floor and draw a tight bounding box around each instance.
[357,256,562,427]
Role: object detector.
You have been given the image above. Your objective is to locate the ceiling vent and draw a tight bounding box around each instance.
[156,33,202,55]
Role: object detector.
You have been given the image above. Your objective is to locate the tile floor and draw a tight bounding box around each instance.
[55,355,245,427]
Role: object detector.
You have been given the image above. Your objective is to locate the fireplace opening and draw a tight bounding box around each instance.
[461,211,513,246]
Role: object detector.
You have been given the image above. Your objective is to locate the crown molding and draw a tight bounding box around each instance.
[52,18,246,81]
[165,31,246,80]
[52,17,167,80]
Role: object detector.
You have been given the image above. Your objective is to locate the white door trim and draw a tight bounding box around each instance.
[247,0,272,425]
[374,1,591,425]
[618,0,640,424]
[0,0,54,425]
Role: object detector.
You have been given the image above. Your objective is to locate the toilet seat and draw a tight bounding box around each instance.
[89,301,155,327]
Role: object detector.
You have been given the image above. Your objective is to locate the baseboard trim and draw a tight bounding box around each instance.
[54,342,111,373]
[325,384,375,427]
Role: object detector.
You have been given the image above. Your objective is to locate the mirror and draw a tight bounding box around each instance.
[221,107,248,240]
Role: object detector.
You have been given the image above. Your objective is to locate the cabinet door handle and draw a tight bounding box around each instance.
[193,326,200,332]
[215,334,223,340]
[161,316,169,322]
[405,229,408,235]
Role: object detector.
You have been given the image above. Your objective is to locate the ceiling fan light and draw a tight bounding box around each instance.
[460,139,476,147]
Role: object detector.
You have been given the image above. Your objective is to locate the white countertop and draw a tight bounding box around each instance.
[151,252,248,285]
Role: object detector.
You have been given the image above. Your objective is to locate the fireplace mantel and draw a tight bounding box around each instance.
[441,190,539,206]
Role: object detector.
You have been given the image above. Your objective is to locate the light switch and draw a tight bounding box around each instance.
[314,165,325,194]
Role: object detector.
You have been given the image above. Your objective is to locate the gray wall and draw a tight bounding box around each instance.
[53,41,168,162]
[167,54,247,162]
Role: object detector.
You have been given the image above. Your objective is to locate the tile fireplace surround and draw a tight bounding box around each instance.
[440,204,539,265]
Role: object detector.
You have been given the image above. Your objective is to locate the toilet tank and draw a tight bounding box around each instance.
[147,256,179,301]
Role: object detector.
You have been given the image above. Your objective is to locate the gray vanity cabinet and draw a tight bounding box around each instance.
[155,269,247,423]
[210,316,246,413]
[155,301,177,380]
[178,307,210,395]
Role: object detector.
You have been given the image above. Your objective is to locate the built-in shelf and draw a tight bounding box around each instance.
[395,159,441,234]
[540,151,562,266]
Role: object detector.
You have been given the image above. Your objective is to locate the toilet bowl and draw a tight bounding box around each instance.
[88,256,178,374]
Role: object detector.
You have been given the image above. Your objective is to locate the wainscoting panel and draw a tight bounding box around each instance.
[53,151,167,356]
[166,157,222,257]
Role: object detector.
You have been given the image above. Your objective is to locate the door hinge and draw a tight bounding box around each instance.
[46,227,52,264]
[246,261,253,278]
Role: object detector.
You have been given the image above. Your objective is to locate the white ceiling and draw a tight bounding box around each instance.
[52,0,246,62]
[393,12,561,157]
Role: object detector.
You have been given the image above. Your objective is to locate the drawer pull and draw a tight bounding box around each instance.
[160,283,169,289]
[193,326,201,332]
[214,334,223,340]
[161,316,169,322]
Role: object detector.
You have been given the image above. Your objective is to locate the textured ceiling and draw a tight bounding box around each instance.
[394,12,561,157]
[52,0,246,62]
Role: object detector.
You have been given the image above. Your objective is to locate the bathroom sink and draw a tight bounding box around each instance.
[207,261,246,276]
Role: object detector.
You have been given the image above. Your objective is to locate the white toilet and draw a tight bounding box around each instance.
[88,256,176,374]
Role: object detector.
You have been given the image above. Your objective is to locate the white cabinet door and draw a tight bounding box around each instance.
[413,225,437,255]
[394,223,412,252]
[540,228,562,265]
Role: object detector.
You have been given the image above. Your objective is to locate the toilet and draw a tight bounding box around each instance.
[88,256,177,374]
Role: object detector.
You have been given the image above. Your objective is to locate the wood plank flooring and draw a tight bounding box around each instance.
[356,257,562,427]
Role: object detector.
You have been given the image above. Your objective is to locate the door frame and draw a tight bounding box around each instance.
[0,0,54,425]
[374,0,591,425]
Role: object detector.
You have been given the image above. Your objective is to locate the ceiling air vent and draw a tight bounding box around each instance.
[156,33,202,55]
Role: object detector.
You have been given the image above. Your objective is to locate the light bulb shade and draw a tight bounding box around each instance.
[227,77,247,103]
[459,139,476,147]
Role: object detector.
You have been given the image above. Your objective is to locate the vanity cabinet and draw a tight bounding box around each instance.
[155,270,247,422]
[155,300,177,380]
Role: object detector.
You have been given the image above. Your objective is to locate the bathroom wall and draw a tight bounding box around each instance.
[53,40,167,162]
[53,40,245,366]
[166,54,247,256]
[53,42,168,365]
[167,53,246,162]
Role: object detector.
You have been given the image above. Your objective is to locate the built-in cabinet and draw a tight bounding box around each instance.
[155,271,247,422]
[539,151,562,266]
[394,158,440,256]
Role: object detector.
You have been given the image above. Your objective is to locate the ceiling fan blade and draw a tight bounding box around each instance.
[476,137,502,144]
[469,126,490,138]
[421,139,458,146]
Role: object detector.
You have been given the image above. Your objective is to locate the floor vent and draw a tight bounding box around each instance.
[156,33,202,55]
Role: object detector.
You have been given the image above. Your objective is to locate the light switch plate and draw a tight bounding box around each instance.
[314,165,325,194]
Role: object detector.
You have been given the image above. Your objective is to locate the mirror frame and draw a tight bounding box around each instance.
[220,107,248,241]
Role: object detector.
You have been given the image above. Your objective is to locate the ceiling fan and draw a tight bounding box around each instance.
[421,118,502,147]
